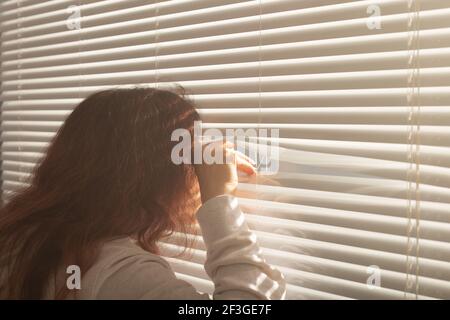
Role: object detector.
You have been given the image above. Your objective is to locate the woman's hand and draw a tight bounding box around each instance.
[195,142,256,203]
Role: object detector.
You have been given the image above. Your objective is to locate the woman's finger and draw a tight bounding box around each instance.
[235,153,257,175]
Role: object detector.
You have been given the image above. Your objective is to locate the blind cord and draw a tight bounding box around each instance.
[405,0,421,300]
[154,1,160,89]
[77,0,82,103]
[15,0,23,185]
[256,0,262,205]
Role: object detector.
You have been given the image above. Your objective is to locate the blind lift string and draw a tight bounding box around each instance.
[405,0,421,300]
[15,0,23,186]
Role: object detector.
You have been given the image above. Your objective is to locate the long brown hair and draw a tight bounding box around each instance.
[0,87,201,299]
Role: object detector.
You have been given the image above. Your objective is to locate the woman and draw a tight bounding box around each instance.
[0,87,285,300]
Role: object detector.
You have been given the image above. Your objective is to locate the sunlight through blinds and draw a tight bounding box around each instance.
[1,0,450,299]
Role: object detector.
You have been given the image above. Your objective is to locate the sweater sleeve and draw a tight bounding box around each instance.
[195,194,286,300]
[92,195,286,300]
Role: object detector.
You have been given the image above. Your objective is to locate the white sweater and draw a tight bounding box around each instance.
[44,195,286,299]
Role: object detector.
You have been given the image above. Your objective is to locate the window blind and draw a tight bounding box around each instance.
[1,0,449,299]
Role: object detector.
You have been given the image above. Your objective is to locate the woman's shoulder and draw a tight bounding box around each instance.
[99,237,170,267]
[77,237,174,299]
